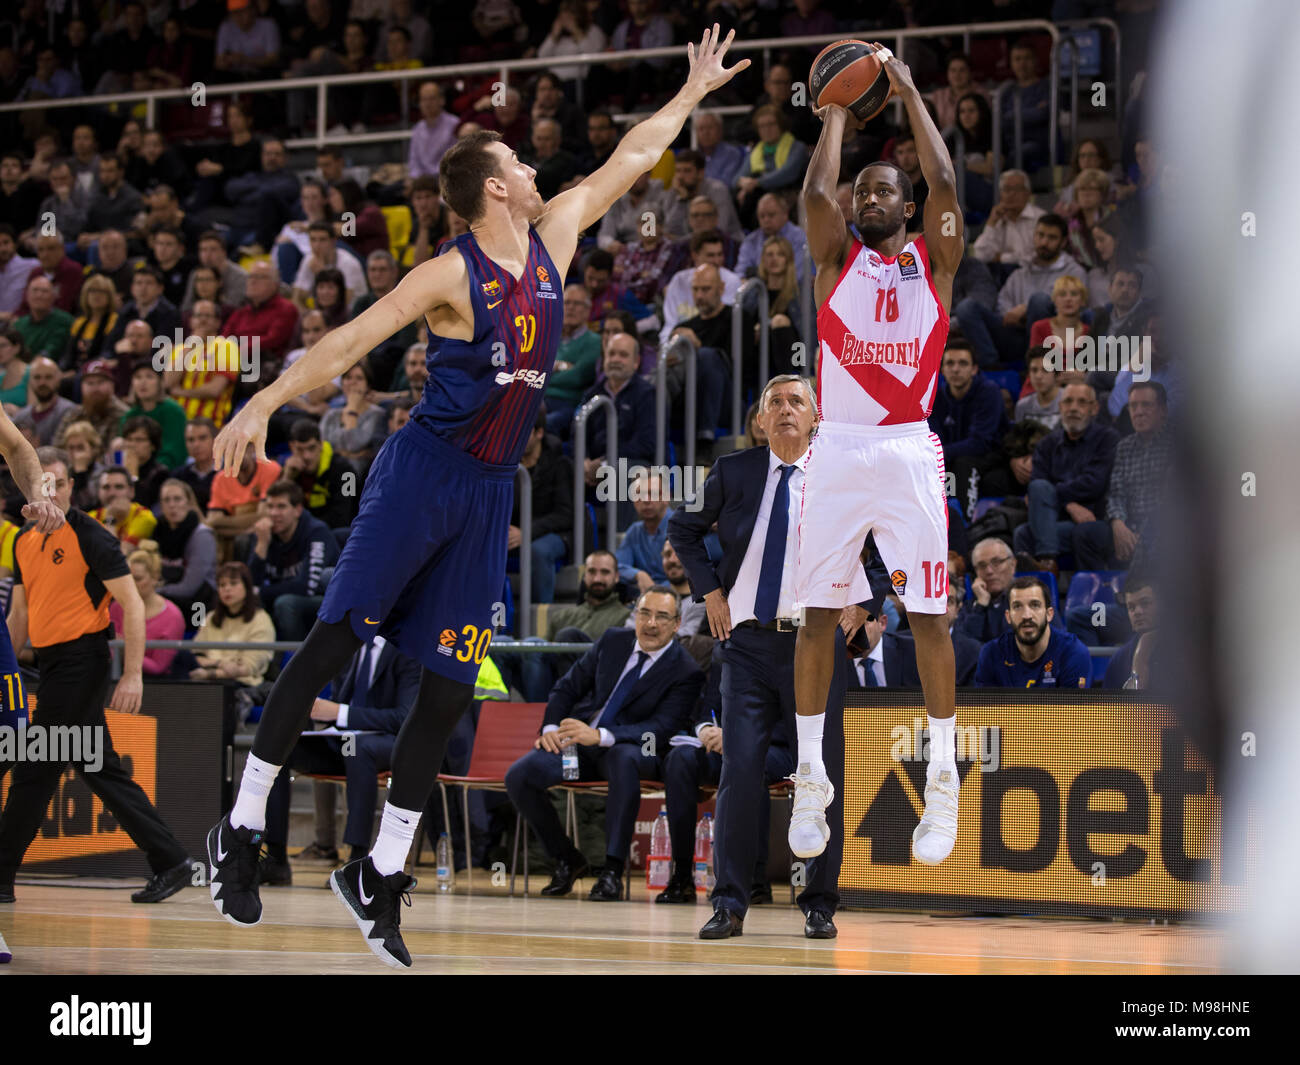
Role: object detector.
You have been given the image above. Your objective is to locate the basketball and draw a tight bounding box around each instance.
[808,39,892,122]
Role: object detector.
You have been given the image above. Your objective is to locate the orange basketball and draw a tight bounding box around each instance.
[808,40,892,122]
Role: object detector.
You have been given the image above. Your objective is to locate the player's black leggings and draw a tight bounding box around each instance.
[251,615,476,812]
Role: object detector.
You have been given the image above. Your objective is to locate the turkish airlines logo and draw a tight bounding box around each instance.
[840,334,922,369]
[495,368,547,389]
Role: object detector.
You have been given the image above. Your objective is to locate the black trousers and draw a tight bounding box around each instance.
[712,625,847,918]
[0,633,188,882]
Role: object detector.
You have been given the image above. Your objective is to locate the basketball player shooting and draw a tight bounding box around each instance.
[203,27,748,967]
[790,46,962,866]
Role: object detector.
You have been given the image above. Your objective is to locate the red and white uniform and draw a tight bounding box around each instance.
[794,235,952,615]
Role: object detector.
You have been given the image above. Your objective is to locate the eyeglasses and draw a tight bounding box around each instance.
[973,556,1014,572]
[635,609,677,624]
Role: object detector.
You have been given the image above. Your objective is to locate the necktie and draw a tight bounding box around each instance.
[597,650,648,728]
[859,659,878,688]
[350,643,373,709]
[755,464,795,624]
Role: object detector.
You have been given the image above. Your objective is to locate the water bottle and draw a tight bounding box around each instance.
[694,813,714,891]
[436,832,452,892]
[647,806,671,889]
[561,740,580,781]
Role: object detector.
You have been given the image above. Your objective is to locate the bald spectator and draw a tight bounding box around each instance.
[408,82,460,180]
[693,111,746,188]
[596,172,677,256]
[14,277,72,362]
[663,149,743,242]
[224,260,299,372]
[78,155,143,250]
[22,234,83,315]
[13,357,77,445]
[524,119,579,201]
[735,194,811,285]
[670,264,739,441]
[659,230,740,344]
[84,229,139,301]
[110,319,156,396]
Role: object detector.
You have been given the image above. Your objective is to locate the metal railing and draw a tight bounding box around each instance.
[731,277,769,436]
[655,333,696,468]
[1055,35,1082,176]
[514,463,532,638]
[570,393,617,563]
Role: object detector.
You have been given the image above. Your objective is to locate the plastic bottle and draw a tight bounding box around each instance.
[647,806,671,889]
[694,813,714,891]
[436,832,452,892]
[562,741,580,781]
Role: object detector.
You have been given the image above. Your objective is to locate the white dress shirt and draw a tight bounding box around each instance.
[727,446,810,626]
[853,640,886,688]
[335,636,386,729]
[543,639,673,747]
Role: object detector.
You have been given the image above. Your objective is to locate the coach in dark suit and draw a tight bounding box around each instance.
[846,614,922,688]
[262,636,421,883]
[505,587,703,902]
[669,374,854,940]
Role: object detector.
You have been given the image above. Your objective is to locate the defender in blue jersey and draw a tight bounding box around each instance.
[973,576,1092,688]
[204,27,750,967]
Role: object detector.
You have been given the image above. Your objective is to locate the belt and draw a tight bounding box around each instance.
[736,618,798,633]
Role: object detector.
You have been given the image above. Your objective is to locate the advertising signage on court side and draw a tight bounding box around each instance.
[839,692,1248,919]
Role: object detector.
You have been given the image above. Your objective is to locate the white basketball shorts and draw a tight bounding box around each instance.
[793,420,950,615]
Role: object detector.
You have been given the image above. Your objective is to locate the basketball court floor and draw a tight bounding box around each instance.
[0,871,1222,975]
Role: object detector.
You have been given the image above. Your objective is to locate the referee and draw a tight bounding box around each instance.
[0,447,192,905]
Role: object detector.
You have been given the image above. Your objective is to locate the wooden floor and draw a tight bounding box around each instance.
[0,870,1223,975]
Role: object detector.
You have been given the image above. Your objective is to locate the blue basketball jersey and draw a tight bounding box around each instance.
[412,225,563,466]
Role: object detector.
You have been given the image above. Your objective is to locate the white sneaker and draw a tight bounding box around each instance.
[787,770,834,858]
[0,929,10,963]
[912,768,960,865]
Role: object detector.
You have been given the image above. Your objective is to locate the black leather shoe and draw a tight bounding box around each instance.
[699,908,744,939]
[588,867,622,901]
[804,909,838,939]
[258,855,293,886]
[749,883,773,905]
[0,882,14,904]
[131,858,193,903]
[655,878,697,904]
[540,857,588,897]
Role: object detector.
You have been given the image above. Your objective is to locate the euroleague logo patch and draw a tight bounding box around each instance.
[438,628,458,656]
[890,569,908,595]
[897,250,919,279]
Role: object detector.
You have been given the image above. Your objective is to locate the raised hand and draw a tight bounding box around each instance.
[872,42,915,98]
[21,498,64,533]
[213,405,267,473]
[683,24,750,101]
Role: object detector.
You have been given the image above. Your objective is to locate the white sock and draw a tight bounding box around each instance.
[796,713,826,779]
[370,801,422,876]
[928,714,957,775]
[231,754,280,831]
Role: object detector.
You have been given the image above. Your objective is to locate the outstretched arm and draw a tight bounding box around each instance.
[536,25,749,276]
[0,409,63,532]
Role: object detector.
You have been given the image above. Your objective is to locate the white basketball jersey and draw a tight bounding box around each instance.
[815,235,949,426]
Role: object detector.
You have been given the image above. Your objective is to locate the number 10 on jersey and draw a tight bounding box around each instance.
[921,560,947,599]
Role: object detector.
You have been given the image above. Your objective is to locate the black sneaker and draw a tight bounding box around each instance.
[0,882,13,904]
[258,855,293,887]
[330,857,416,969]
[132,858,193,903]
[207,816,264,926]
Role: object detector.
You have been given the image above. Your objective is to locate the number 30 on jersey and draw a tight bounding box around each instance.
[513,314,536,353]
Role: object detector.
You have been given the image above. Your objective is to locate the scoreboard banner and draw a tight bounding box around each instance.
[840,691,1249,919]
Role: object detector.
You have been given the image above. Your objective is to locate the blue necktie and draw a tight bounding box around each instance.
[755,464,795,624]
[350,643,373,709]
[597,650,648,728]
[862,660,880,688]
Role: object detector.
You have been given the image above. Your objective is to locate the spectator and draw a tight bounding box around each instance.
[891,135,929,219]
[580,110,620,175]
[670,264,742,437]
[60,419,105,511]
[145,16,194,91]
[652,538,706,636]
[582,248,651,324]
[660,229,740,344]
[545,285,602,434]
[940,583,983,685]
[188,102,261,216]
[744,62,820,147]
[274,311,341,432]
[281,417,360,530]
[608,0,674,106]
[929,340,1011,515]
[0,224,37,320]
[62,274,119,387]
[528,70,588,151]
[928,53,987,133]
[19,45,80,99]
[224,139,300,254]
[547,550,630,639]
[14,277,72,363]
[408,82,460,180]
[956,537,1017,643]
[13,356,75,445]
[1060,168,1115,271]
[742,234,806,360]
[108,540,184,676]
[1014,346,1062,430]
[997,39,1055,175]
[536,0,607,87]
[167,300,240,429]
[320,362,385,469]
[128,132,192,204]
[78,155,143,250]
[122,362,187,469]
[150,477,217,619]
[84,229,139,302]
[190,562,277,699]
[54,361,127,452]
[23,234,83,315]
[596,171,676,256]
[95,1,157,93]
[1013,382,1120,574]
[376,0,433,63]
[182,232,249,312]
[618,470,675,592]
[248,480,339,640]
[329,179,387,261]
[136,185,203,253]
[734,194,811,286]
[662,195,739,279]
[481,87,530,146]
[172,416,218,512]
[350,251,416,386]
[408,176,449,268]
[845,611,920,689]
[143,226,193,308]
[1108,314,1180,424]
[975,576,1091,688]
[293,221,365,308]
[612,207,675,312]
[970,169,1044,267]
[1087,264,1151,403]
[734,106,809,227]
[1103,573,1159,689]
[1029,274,1091,365]
[0,327,31,411]
[40,163,89,244]
[66,125,101,195]
[1054,139,1125,212]
[107,319,157,398]
[958,214,1086,368]
[89,465,157,547]
[114,415,170,510]
[206,441,282,550]
[214,0,282,79]
[223,259,299,371]
[512,407,574,604]
[523,118,579,202]
[580,332,656,490]
[663,149,743,242]
[1105,382,1172,573]
[312,147,369,191]
[0,152,45,235]
[309,267,350,330]
[692,111,746,189]
[103,267,183,380]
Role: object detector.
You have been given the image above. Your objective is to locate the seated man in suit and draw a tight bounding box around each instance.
[261,636,422,884]
[505,587,704,901]
[656,643,793,905]
[943,583,983,686]
[845,611,921,689]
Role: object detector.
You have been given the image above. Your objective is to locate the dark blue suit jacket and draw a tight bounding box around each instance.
[545,627,703,747]
[336,640,422,735]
